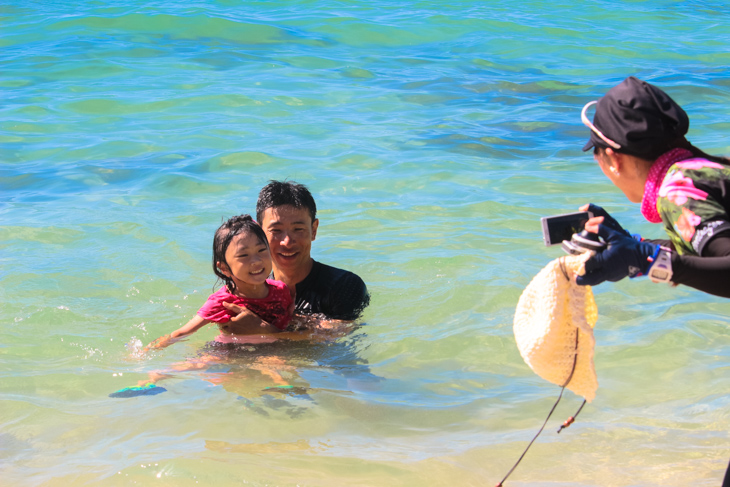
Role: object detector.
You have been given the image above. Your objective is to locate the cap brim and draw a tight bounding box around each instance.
[582,139,594,152]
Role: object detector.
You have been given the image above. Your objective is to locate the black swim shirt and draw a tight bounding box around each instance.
[287,260,370,321]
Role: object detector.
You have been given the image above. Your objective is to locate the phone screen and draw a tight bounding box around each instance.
[541,211,592,246]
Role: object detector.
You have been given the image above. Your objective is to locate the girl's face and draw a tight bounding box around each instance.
[219,231,272,294]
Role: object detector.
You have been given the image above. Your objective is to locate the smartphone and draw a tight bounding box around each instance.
[541,211,593,246]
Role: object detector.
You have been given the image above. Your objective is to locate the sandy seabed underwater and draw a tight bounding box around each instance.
[1,1,729,486]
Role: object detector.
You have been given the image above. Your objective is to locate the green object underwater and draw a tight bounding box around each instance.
[109,383,167,398]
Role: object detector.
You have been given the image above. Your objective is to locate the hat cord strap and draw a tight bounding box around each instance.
[496,329,582,487]
[557,399,587,434]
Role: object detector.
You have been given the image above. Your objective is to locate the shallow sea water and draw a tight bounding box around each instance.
[1,1,729,486]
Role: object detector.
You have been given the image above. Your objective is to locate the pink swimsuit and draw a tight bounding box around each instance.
[197,279,293,332]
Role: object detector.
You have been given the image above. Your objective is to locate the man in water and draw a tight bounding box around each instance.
[223,180,370,329]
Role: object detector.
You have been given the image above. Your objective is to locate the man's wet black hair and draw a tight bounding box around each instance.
[212,214,268,293]
[256,180,317,223]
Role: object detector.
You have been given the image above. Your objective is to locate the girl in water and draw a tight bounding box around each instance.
[111,215,295,397]
[146,214,294,350]
[112,215,294,397]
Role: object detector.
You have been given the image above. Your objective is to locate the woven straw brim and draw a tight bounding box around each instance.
[513,253,598,402]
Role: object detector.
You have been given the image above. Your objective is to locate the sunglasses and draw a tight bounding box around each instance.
[581,101,622,150]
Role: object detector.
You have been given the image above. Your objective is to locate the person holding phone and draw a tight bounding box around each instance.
[574,76,730,487]
[574,76,730,299]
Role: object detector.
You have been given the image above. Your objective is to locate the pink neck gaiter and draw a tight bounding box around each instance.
[640,148,693,223]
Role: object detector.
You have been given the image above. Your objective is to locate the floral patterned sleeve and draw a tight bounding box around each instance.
[656,159,730,256]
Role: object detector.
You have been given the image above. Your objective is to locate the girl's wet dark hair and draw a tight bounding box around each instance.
[212,214,268,293]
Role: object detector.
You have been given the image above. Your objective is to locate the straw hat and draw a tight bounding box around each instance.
[513,252,598,402]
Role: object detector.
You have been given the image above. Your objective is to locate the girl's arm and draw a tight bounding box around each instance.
[144,315,212,351]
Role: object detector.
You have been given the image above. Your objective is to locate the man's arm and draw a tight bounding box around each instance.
[323,272,370,321]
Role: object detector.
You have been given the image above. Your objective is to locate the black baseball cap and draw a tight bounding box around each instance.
[581,76,689,160]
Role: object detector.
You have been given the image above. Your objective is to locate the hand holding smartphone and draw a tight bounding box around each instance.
[541,211,593,246]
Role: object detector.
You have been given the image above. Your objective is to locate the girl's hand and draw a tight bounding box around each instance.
[221,302,279,332]
[222,301,261,324]
[143,334,175,352]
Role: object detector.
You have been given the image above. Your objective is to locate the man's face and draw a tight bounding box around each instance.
[260,205,318,275]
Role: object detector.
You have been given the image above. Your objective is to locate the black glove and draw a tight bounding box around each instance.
[584,203,631,237]
[576,223,659,286]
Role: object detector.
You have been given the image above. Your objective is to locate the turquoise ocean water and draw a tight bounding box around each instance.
[2,1,729,485]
